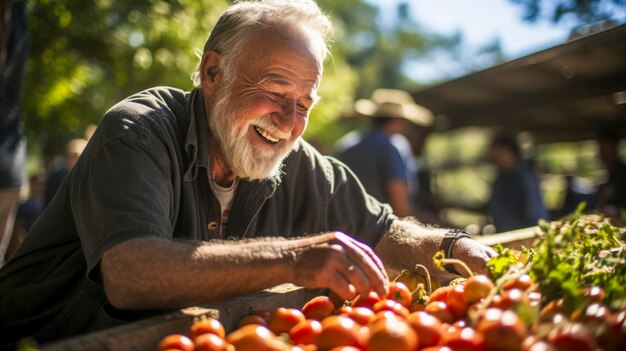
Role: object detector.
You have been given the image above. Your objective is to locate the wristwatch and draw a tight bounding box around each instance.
[439,229,473,275]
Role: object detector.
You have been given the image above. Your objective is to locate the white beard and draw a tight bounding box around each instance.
[208,84,295,181]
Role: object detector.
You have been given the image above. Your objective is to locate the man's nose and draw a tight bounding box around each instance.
[274,99,296,133]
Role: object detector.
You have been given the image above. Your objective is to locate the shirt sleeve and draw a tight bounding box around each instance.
[71,127,175,272]
[325,156,396,247]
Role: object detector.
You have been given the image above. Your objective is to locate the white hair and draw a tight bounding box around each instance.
[190,0,332,86]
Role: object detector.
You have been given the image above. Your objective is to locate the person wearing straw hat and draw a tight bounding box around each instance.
[336,88,433,217]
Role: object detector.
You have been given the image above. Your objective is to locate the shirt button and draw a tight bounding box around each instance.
[207,221,218,230]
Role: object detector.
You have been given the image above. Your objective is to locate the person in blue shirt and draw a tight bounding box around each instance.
[485,134,549,232]
[335,89,433,217]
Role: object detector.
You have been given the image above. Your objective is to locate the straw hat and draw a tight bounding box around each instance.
[354,88,434,127]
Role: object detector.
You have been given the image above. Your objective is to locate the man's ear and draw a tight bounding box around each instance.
[200,50,222,90]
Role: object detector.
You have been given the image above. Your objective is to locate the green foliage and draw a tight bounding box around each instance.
[521,208,624,313]
[24,0,228,162]
[23,0,458,162]
[486,244,526,280]
[509,0,626,24]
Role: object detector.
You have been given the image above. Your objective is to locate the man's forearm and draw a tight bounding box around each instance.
[101,236,310,309]
[375,218,496,281]
[374,218,450,280]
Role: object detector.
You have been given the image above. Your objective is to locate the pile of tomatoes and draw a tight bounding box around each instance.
[158,275,626,351]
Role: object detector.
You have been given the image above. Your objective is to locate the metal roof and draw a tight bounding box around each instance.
[412,23,626,143]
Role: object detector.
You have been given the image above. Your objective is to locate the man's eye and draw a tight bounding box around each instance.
[297,103,309,113]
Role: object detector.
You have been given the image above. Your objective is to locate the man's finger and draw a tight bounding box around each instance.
[338,237,388,297]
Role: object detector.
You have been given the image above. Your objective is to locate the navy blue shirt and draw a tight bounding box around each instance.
[336,130,409,205]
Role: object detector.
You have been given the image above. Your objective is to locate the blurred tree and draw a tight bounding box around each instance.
[23,0,459,161]
[509,0,626,24]
[24,0,228,166]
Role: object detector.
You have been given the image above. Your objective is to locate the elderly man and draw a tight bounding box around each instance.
[0,0,495,346]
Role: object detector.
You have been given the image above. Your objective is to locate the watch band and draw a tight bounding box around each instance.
[439,229,473,275]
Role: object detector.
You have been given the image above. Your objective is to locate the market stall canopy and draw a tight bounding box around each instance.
[412,23,626,144]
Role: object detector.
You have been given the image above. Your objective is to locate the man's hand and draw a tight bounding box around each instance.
[451,237,497,277]
[289,232,389,301]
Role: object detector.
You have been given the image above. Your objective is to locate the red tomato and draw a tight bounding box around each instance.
[194,333,232,351]
[406,311,443,349]
[424,301,455,324]
[289,319,322,346]
[339,306,375,325]
[267,307,306,335]
[386,281,412,308]
[476,308,527,351]
[351,291,382,309]
[446,284,468,319]
[548,323,595,351]
[226,325,283,351]
[237,314,268,328]
[581,286,606,302]
[316,315,364,351]
[302,295,335,321]
[442,327,485,351]
[463,274,494,304]
[366,318,418,351]
[502,274,534,291]
[372,299,410,318]
[428,286,453,304]
[328,347,362,351]
[158,334,194,351]
[190,318,226,340]
[490,288,529,311]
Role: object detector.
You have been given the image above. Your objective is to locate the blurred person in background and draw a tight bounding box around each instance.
[44,138,87,206]
[485,134,548,232]
[405,122,449,227]
[335,89,433,217]
[593,129,626,224]
[0,0,28,266]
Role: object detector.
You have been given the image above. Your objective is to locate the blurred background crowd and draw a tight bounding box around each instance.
[1,0,625,264]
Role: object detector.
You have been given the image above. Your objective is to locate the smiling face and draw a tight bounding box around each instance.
[201,26,323,183]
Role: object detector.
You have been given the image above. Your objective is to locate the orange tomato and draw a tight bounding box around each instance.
[158,334,194,351]
[316,315,364,351]
[226,325,283,351]
[490,288,529,311]
[386,281,412,308]
[502,274,533,291]
[406,311,443,349]
[289,319,322,346]
[476,308,527,351]
[366,318,418,351]
[428,286,453,304]
[441,326,485,351]
[372,299,410,318]
[339,306,375,326]
[424,301,455,324]
[446,284,468,319]
[194,333,232,351]
[302,295,335,321]
[237,314,268,328]
[463,274,494,304]
[190,318,226,340]
[351,291,382,310]
[267,307,306,335]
